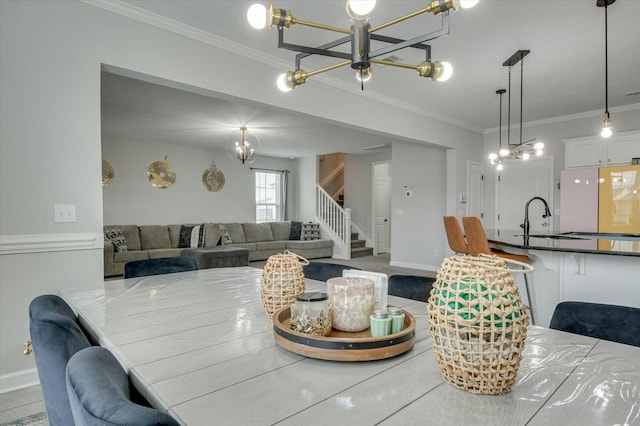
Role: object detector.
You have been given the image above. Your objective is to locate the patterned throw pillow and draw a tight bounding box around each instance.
[179,225,205,248]
[104,228,128,253]
[289,221,303,240]
[301,222,320,240]
[221,230,233,245]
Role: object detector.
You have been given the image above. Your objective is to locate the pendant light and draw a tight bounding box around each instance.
[489,89,506,171]
[598,0,615,138]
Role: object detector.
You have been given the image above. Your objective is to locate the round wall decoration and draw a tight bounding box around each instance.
[102,159,114,187]
[202,161,225,192]
[147,155,176,189]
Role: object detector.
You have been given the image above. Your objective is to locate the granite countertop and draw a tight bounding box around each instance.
[484,229,640,257]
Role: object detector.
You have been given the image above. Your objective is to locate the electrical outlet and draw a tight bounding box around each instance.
[54,204,76,223]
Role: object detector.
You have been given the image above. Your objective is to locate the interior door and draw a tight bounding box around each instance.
[373,162,391,254]
[466,160,484,220]
[497,157,553,234]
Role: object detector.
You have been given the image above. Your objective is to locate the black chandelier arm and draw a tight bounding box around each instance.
[278,28,352,63]
[294,34,352,68]
[369,13,450,59]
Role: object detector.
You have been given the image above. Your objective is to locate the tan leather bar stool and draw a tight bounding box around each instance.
[443,216,469,254]
[462,216,536,325]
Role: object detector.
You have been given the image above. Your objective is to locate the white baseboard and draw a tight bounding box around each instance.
[0,368,39,394]
[390,260,439,272]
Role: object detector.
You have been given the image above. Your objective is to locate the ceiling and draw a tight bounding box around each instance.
[101,0,640,158]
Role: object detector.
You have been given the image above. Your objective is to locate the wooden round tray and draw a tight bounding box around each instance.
[272,306,416,361]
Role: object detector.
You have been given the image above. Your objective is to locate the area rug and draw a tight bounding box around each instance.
[0,412,48,426]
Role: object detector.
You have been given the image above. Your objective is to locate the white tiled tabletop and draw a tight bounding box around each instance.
[60,267,640,426]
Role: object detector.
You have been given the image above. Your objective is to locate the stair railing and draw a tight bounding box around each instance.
[316,184,351,259]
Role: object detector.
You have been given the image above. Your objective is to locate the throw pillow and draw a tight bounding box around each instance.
[301,222,320,240]
[290,221,303,240]
[179,225,206,248]
[221,230,232,245]
[104,228,128,253]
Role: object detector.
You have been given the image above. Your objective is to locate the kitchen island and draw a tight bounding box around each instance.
[485,230,640,327]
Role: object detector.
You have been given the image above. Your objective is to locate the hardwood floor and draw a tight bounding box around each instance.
[1,254,434,424]
[0,384,46,424]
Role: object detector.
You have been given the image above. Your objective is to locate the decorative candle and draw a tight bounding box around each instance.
[290,292,332,336]
[369,310,392,337]
[327,277,375,332]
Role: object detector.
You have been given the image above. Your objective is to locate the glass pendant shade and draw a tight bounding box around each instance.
[227,127,261,165]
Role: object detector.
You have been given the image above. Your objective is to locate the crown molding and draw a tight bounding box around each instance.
[81,0,478,134]
[484,103,640,135]
[0,233,103,255]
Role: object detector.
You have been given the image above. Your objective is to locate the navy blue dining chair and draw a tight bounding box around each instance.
[549,301,640,347]
[66,346,180,426]
[388,274,435,303]
[123,256,198,278]
[29,294,92,426]
[303,262,361,282]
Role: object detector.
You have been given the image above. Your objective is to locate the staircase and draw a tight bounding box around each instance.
[350,231,373,258]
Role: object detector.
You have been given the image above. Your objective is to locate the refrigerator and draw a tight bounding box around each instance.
[560,168,599,233]
[598,165,640,234]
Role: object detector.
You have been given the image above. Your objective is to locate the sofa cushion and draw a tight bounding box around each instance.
[179,225,205,248]
[104,228,127,253]
[106,225,141,251]
[270,221,292,241]
[204,223,223,247]
[286,239,333,250]
[228,242,257,251]
[242,223,274,243]
[290,221,303,240]
[255,241,287,251]
[139,225,171,250]
[223,223,246,243]
[147,248,184,259]
[168,225,182,248]
[113,251,149,263]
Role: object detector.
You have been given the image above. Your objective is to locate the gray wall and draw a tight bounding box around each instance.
[102,139,295,225]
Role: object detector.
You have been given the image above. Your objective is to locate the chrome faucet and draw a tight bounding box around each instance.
[521,196,551,237]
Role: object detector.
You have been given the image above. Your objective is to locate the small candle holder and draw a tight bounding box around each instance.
[327,277,375,332]
[387,306,405,334]
[290,292,332,336]
[369,310,392,337]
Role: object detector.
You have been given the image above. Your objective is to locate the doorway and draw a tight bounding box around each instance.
[466,160,485,220]
[372,161,391,254]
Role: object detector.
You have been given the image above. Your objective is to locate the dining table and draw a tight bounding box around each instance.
[59,267,640,426]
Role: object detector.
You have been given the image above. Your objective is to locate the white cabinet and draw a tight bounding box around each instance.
[563,130,640,168]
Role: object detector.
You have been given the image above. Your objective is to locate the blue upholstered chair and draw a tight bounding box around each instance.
[303,262,361,282]
[388,275,435,303]
[123,256,198,278]
[66,346,180,426]
[549,301,640,347]
[29,294,92,426]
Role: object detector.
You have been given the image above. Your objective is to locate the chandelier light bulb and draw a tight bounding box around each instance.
[533,141,544,150]
[247,4,268,29]
[488,153,498,161]
[459,0,480,9]
[355,67,372,82]
[437,62,453,82]
[535,149,543,156]
[346,0,376,19]
[276,73,292,92]
[521,152,530,160]
[499,148,510,157]
[496,163,504,171]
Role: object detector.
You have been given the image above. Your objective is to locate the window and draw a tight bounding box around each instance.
[255,171,282,222]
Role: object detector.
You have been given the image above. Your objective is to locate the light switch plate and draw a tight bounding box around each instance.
[54,204,76,223]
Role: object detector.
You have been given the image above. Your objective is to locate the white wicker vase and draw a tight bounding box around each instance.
[427,255,531,395]
[260,251,308,318]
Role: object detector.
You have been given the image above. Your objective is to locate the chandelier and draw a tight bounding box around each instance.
[228,126,259,165]
[489,50,544,170]
[247,0,479,91]
[597,0,615,138]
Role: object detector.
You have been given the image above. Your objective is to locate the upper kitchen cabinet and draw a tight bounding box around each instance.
[563,130,640,168]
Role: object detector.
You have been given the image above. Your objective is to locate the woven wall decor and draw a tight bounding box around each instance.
[261,251,308,318]
[427,254,532,395]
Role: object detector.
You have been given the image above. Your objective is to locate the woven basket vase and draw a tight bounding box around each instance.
[261,251,308,318]
[427,254,531,395]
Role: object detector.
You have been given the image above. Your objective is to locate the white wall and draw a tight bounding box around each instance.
[0,0,483,390]
[102,139,295,225]
[482,108,640,229]
[390,141,448,271]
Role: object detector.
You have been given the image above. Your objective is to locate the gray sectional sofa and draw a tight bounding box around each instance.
[103,221,333,277]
